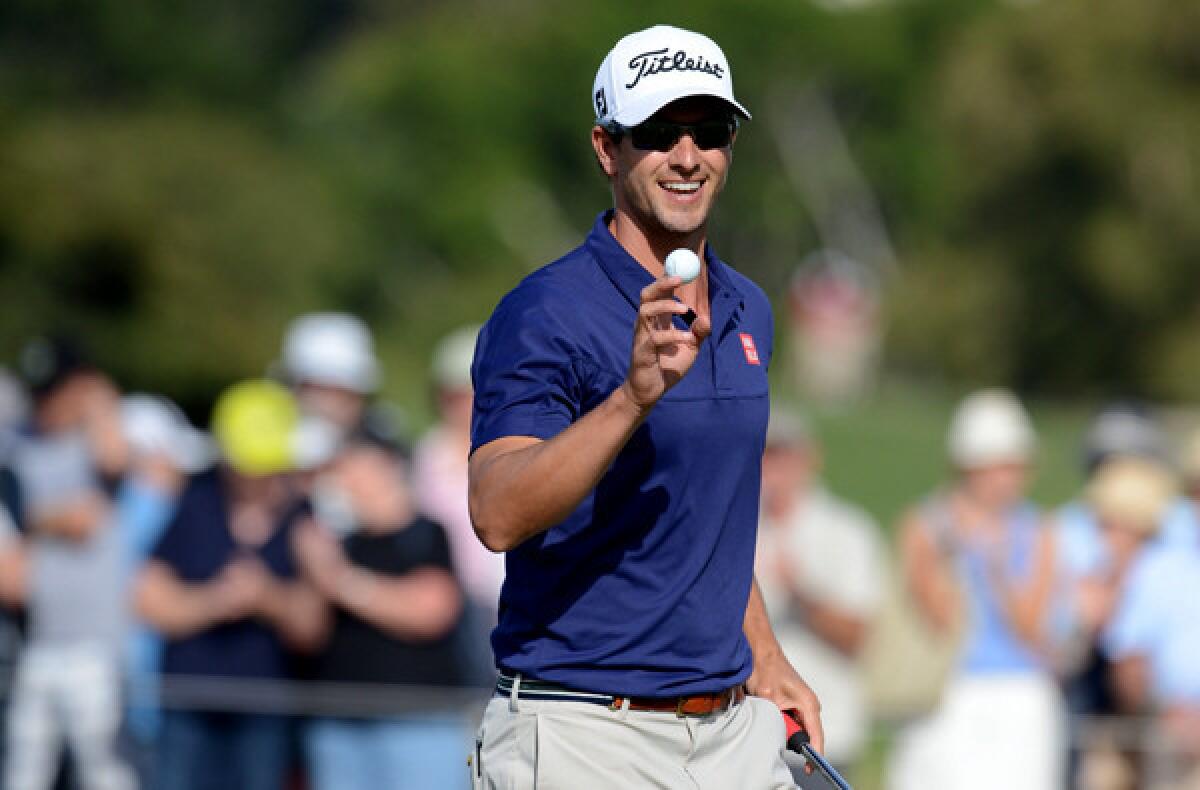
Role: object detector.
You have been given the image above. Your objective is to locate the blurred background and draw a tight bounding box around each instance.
[1,0,1199,788]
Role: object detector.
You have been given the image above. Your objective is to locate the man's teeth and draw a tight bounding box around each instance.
[662,182,701,194]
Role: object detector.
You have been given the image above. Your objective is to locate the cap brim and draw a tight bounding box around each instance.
[612,89,751,127]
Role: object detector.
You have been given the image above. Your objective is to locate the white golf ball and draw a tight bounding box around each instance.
[665,248,701,284]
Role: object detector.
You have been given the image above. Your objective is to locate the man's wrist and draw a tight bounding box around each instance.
[336,567,377,610]
[614,382,654,421]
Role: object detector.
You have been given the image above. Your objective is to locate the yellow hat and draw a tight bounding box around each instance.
[1087,456,1177,535]
[211,379,298,476]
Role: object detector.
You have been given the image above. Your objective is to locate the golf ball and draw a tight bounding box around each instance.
[665,248,701,284]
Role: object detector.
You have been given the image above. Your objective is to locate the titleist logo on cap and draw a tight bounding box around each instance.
[625,48,725,90]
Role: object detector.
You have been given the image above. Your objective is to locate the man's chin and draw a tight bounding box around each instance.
[654,207,709,238]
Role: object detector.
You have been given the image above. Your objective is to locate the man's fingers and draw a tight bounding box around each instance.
[799,702,825,756]
[638,299,690,320]
[647,328,698,349]
[639,276,684,304]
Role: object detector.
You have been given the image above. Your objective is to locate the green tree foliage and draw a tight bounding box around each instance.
[0,0,1196,417]
[889,0,1200,399]
[0,111,361,414]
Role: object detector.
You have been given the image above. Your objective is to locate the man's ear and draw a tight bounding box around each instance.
[591,126,619,178]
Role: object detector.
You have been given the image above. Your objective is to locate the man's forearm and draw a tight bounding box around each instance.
[789,589,868,657]
[468,383,649,552]
[135,564,225,639]
[744,577,785,663]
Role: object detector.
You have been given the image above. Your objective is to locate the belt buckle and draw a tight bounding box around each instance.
[675,692,718,718]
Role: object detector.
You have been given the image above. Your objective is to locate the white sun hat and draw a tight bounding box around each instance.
[592,24,751,128]
[947,389,1037,469]
[1088,456,1177,535]
[282,313,380,395]
[122,394,214,474]
[431,324,481,392]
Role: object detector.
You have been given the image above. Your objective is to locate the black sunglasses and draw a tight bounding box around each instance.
[606,117,738,152]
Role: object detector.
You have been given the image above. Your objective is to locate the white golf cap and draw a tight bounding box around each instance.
[291,414,345,471]
[593,25,751,128]
[431,324,480,392]
[947,389,1036,469]
[282,313,380,395]
[122,394,214,474]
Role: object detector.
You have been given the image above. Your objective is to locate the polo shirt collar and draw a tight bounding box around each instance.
[585,211,745,314]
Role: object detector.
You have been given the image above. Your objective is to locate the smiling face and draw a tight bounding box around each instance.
[593,96,736,247]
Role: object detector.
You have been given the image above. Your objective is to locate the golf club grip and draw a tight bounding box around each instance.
[781,709,854,790]
[783,708,808,752]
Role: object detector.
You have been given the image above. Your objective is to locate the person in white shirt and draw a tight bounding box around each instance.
[755,407,884,776]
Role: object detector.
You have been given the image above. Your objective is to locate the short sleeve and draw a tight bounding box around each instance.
[386,518,454,574]
[117,478,179,560]
[1103,553,1167,659]
[151,474,208,570]
[837,516,885,614]
[471,289,584,453]
[816,509,885,615]
[150,505,189,569]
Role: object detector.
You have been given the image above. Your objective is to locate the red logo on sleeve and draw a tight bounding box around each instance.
[739,333,761,365]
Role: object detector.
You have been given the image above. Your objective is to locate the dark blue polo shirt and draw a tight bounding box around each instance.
[151,468,302,681]
[471,211,773,697]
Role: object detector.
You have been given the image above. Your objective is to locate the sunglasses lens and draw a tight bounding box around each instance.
[692,121,733,150]
[628,120,733,152]
[630,122,680,152]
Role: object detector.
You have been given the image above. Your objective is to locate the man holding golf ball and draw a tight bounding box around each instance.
[467,24,823,789]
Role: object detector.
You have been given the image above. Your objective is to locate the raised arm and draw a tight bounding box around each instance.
[469,276,710,552]
[989,522,1057,651]
[899,509,962,634]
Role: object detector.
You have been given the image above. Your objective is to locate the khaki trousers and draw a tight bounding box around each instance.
[471,689,797,789]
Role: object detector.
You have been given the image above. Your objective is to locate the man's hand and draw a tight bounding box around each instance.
[747,647,825,757]
[292,519,350,600]
[41,494,109,542]
[211,554,274,622]
[622,276,712,411]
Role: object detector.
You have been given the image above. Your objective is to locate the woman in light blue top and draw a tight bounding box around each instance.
[888,390,1064,790]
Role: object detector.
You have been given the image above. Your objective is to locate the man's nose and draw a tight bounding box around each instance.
[668,132,701,172]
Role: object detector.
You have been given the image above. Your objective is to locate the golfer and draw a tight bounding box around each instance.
[468,24,822,789]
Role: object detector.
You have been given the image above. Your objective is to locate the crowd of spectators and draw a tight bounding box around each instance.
[1,317,1199,790]
[760,392,1200,790]
[0,315,487,790]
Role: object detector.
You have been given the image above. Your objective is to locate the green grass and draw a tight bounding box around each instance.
[787,382,1092,533]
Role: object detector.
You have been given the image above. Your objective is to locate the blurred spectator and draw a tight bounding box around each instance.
[412,324,499,684]
[116,394,213,785]
[1178,426,1200,526]
[787,250,882,407]
[1100,457,1200,787]
[4,337,135,790]
[0,365,30,443]
[134,380,323,790]
[0,364,27,680]
[754,407,883,777]
[1057,406,1196,589]
[294,438,470,790]
[888,389,1064,790]
[1052,405,1197,787]
[278,313,405,450]
[1071,458,1176,789]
